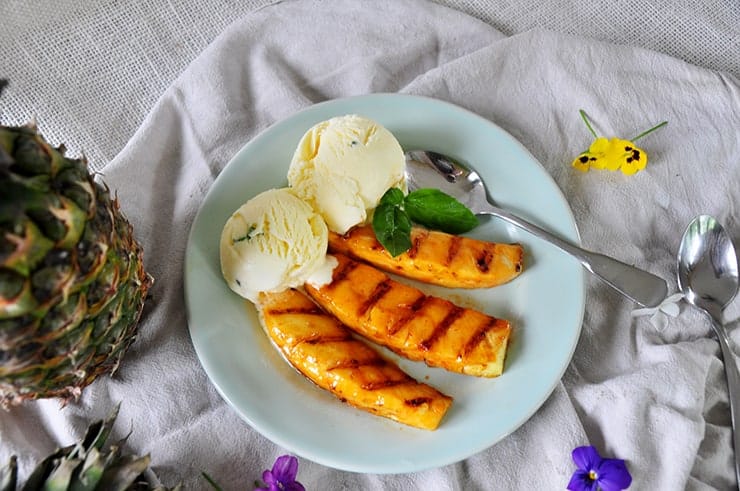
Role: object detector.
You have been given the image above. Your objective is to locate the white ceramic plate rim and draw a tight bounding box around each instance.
[185,93,586,474]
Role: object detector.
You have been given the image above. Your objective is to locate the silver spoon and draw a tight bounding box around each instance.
[677,214,740,484]
[404,150,668,307]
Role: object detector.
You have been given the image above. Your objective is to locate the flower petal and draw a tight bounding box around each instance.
[572,154,591,172]
[596,458,632,491]
[590,138,611,153]
[620,162,640,175]
[262,470,276,485]
[572,445,601,471]
[566,469,599,491]
[272,455,299,481]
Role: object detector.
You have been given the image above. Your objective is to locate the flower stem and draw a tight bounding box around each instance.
[201,471,224,491]
[631,121,668,141]
[579,109,598,138]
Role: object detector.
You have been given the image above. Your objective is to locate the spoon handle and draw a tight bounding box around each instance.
[480,205,668,307]
[711,317,740,486]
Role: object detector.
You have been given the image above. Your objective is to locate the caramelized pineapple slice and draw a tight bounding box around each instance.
[328,225,524,289]
[305,253,511,377]
[257,288,452,430]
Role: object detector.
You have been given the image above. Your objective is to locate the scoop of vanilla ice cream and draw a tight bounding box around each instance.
[220,188,336,302]
[287,114,406,234]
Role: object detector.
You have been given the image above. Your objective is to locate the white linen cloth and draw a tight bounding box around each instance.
[1,0,738,173]
[2,0,740,489]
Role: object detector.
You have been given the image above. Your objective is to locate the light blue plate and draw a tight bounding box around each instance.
[184,94,585,474]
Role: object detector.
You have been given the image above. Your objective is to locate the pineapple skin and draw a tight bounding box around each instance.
[0,124,153,407]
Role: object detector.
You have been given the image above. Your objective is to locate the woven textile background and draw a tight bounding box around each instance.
[1,0,738,171]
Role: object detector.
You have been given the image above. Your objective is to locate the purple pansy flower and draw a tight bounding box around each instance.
[567,445,632,491]
[256,455,305,491]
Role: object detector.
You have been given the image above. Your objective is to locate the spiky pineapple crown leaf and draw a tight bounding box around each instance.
[0,405,180,491]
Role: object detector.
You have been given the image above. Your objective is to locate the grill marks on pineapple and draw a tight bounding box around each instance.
[418,305,464,352]
[306,253,511,377]
[360,378,410,392]
[326,255,478,354]
[475,248,493,273]
[463,318,501,357]
[325,258,439,341]
[259,289,452,429]
[327,257,359,286]
[406,229,428,259]
[408,228,481,267]
[265,301,415,387]
[327,225,524,289]
[358,279,391,316]
[388,294,428,336]
[445,235,462,266]
[406,397,434,407]
[326,356,386,371]
[268,305,324,316]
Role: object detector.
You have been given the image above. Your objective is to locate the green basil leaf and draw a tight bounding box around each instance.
[372,200,412,257]
[379,187,405,206]
[404,188,478,234]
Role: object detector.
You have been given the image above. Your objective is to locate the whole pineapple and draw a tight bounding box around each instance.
[0,81,153,406]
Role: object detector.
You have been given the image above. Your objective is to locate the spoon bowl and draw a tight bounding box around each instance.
[677,215,739,313]
[677,214,740,484]
[404,150,668,307]
[405,150,489,213]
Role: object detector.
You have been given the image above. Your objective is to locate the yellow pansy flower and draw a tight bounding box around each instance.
[571,110,666,175]
[572,137,647,175]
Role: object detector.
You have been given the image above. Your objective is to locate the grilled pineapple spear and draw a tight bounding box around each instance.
[305,253,511,378]
[257,288,452,430]
[329,225,524,288]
